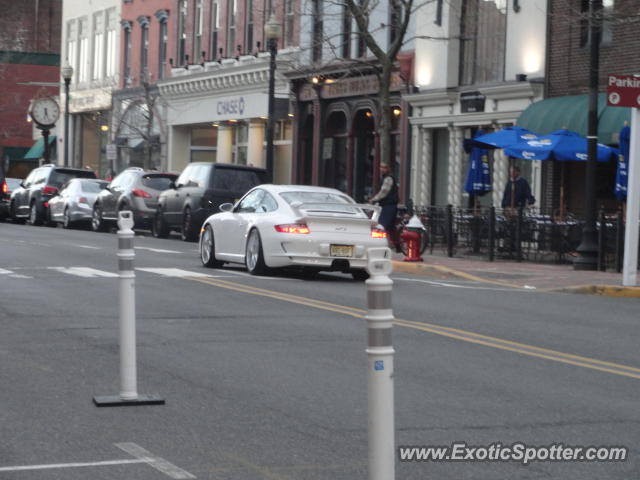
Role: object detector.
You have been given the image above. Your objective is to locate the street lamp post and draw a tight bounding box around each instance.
[574,0,601,270]
[61,61,74,168]
[264,13,282,183]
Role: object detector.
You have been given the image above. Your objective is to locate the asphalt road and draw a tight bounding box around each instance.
[0,221,638,479]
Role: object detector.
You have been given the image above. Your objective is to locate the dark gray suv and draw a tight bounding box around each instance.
[153,163,267,241]
[91,167,178,231]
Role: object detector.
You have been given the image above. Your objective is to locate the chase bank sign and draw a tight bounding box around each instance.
[216,97,245,116]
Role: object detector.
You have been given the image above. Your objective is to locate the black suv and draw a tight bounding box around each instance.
[10,164,97,225]
[91,167,178,232]
[153,163,267,241]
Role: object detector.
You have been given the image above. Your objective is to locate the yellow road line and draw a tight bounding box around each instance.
[186,276,640,379]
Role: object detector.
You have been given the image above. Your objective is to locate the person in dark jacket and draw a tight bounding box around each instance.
[369,163,399,240]
[501,166,535,209]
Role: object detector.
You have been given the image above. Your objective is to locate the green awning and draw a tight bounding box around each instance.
[517,93,631,144]
[24,136,56,160]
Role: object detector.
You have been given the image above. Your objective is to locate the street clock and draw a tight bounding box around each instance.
[29,97,60,127]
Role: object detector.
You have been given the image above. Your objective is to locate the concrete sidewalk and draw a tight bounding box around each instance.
[392,252,640,297]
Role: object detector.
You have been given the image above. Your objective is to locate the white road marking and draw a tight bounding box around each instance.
[74,244,101,250]
[0,459,147,472]
[9,274,32,279]
[136,267,213,278]
[115,442,196,479]
[47,267,119,278]
[135,246,184,254]
[394,277,523,292]
[0,268,13,274]
[211,268,288,280]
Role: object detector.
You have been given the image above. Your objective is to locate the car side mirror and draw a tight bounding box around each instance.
[169,181,176,189]
[20,182,25,188]
[219,203,233,212]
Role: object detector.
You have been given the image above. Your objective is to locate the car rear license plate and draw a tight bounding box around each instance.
[330,244,353,257]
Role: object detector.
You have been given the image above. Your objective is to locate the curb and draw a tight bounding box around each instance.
[550,285,640,297]
[392,261,640,297]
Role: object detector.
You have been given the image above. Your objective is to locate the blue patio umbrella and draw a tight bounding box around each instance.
[471,126,539,150]
[615,125,630,200]
[464,130,492,197]
[504,129,616,162]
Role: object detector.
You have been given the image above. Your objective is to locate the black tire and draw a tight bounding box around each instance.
[29,201,43,226]
[200,225,223,268]
[180,207,198,242]
[10,202,26,224]
[151,210,170,238]
[91,204,107,232]
[245,228,268,275]
[352,270,370,281]
[62,207,74,229]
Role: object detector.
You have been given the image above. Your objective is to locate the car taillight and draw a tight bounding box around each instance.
[1,180,7,194]
[42,185,58,195]
[78,196,89,204]
[275,223,310,234]
[371,226,388,239]
[132,188,152,198]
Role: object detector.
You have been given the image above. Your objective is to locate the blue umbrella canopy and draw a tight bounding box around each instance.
[504,129,616,162]
[615,125,630,200]
[464,130,492,196]
[471,126,539,149]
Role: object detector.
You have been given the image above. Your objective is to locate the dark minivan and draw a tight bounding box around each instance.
[152,163,267,241]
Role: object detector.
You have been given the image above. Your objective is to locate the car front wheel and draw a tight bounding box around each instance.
[29,202,43,226]
[180,207,198,242]
[152,210,170,238]
[63,208,74,229]
[92,204,106,232]
[200,225,223,268]
[245,228,268,275]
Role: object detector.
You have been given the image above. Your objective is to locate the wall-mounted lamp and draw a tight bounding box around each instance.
[513,0,521,13]
[100,125,109,132]
[365,111,373,118]
[515,73,527,82]
[392,107,402,116]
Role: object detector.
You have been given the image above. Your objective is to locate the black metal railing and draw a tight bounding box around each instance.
[396,204,639,271]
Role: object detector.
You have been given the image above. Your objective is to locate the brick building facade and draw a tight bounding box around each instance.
[539,0,639,212]
[0,0,62,178]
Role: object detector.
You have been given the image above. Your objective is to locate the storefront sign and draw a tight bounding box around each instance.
[69,88,112,113]
[298,73,404,102]
[460,92,486,113]
[216,97,246,116]
[607,74,640,108]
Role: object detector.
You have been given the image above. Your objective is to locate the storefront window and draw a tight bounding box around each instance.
[190,126,217,162]
[235,121,248,165]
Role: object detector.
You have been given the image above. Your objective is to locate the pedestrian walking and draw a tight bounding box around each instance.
[501,166,535,211]
[369,163,399,249]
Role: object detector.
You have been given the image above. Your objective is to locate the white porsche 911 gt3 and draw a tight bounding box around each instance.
[198,185,389,280]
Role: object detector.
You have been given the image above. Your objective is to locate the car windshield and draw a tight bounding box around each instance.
[81,181,107,193]
[49,169,96,187]
[279,191,361,214]
[142,174,177,191]
[212,169,266,192]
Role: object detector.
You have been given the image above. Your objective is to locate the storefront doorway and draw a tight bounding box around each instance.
[352,110,375,202]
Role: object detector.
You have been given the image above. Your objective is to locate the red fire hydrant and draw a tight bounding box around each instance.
[401,215,426,262]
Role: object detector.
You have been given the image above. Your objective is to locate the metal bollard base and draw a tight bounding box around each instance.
[93,394,165,407]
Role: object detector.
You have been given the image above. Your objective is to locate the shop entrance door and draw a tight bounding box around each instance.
[352,110,375,202]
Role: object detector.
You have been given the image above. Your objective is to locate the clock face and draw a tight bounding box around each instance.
[30,97,60,126]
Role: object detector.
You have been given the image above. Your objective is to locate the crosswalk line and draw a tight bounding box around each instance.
[0,268,14,275]
[47,267,119,278]
[136,267,213,278]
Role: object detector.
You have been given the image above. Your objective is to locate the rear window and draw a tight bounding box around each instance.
[212,169,265,192]
[142,174,177,191]
[81,181,107,193]
[49,169,96,187]
[279,191,361,215]
[6,178,21,191]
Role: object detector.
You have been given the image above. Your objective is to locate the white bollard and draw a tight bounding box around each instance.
[117,211,138,400]
[365,247,395,480]
[93,211,164,407]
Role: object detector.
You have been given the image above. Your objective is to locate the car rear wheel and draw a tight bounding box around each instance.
[63,207,74,229]
[10,202,26,224]
[29,202,43,226]
[92,204,106,232]
[245,228,268,275]
[352,270,370,281]
[152,210,170,238]
[200,225,223,268]
[180,207,198,242]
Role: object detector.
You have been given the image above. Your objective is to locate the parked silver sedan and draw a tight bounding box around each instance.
[48,178,108,228]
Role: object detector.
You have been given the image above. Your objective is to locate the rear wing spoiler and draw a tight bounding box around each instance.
[290,202,381,223]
